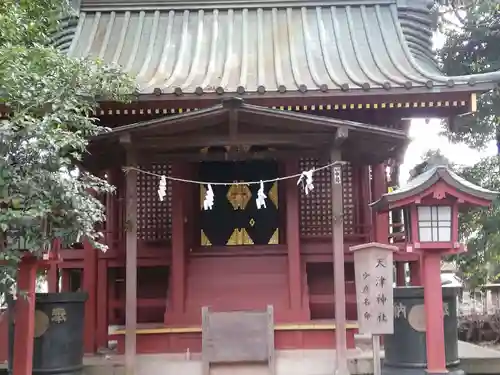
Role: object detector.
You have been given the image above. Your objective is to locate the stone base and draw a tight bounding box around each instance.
[425,370,465,375]
[4,341,497,375]
[382,365,465,375]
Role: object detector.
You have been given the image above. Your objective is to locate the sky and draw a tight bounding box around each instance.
[399,119,497,183]
[399,26,497,183]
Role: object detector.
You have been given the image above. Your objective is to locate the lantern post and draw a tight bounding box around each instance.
[371,165,498,374]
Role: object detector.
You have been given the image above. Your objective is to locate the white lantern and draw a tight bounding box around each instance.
[416,206,452,242]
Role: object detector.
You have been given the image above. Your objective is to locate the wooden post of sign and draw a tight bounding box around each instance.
[330,150,349,375]
[372,335,381,375]
[350,242,398,375]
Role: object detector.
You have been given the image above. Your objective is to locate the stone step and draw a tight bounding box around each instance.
[354,333,374,350]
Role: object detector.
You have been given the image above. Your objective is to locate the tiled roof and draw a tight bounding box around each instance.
[54,0,500,95]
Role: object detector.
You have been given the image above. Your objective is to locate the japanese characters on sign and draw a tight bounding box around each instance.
[50,307,67,324]
[353,245,396,335]
[394,302,451,320]
[333,166,342,185]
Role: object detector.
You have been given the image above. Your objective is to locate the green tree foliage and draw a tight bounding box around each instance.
[439,0,500,148]
[428,0,500,288]
[0,0,135,298]
[455,157,500,288]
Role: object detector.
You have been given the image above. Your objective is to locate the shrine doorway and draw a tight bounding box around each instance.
[198,160,280,246]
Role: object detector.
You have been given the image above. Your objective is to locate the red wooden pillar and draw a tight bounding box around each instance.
[123,144,138,375]
[183,164,196,255]
[94,167,119,349]
[396,262,406,286]
[372,164,389,243]
[47,266,58,293]
[96,259,108,349]
[83,239,98,353]
[12,256,38,375]
[360,166,372,241]
[409,259,422,286]
[47,239,60,292]
[423,252,447,373]
[165,162,186,324]
[108,268,116,325]
[284,160,303,320]
[106,167,121,248]
[60,268,70,292]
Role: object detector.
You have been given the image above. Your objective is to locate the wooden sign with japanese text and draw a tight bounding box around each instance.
[351,243,398,335]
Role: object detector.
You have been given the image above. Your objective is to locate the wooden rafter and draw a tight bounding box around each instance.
[96,98,407,140]
[87,98,409,167]
[97,105,227,139]
[134,133,332,150]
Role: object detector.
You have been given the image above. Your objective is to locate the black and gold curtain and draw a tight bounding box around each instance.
[199,161,279,246]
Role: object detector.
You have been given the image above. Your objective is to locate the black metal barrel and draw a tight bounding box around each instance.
[382,286,463,375]
[8,292,88,375]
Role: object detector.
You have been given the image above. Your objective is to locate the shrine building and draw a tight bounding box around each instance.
[40,0,500,361]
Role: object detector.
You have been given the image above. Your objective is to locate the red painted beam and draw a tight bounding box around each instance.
[110,298,167,309]
[57,260,84,269]
[59,249,85,260]
[107,257,171,268]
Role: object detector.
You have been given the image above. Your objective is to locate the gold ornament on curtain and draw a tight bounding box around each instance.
[268,182,278,208]
[201,230,212,246]
[226,181,252,210]
[268,229,279,245]
[227,228,254,246]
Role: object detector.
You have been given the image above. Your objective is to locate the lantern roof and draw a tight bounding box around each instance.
[370,165,499,212]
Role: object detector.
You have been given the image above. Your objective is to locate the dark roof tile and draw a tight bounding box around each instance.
[57,0,500,95]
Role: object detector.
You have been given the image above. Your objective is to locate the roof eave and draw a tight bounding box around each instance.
[127,82,496,103]
[437,168,499,202]
[93,104,227,140]
[94,99,410,140]
[370,166,499,212]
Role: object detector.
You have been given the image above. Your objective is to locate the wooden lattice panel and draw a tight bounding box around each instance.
[137,164,172,241]
[299,158,355,238]
[299,158,332,237]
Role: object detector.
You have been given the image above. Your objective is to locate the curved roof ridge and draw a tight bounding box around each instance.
[371,165,498,212]
[395,1,500,86]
